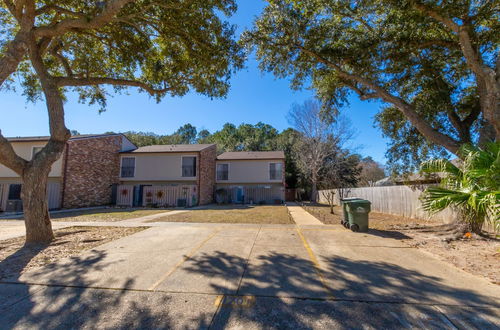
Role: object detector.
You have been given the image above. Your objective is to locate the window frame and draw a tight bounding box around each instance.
[120,156,136,178]
[216,163,229,181]
[32,146,44,160]
[181,156,197,178]
[8,184,22,200]
[269,162,283,181]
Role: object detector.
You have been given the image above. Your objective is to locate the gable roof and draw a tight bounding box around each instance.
[123,144,215,153]
[6,133,126,143]
[217,151,285,160]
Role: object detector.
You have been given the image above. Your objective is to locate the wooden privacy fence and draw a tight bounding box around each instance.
[318,185,455,223]
[216,186,284,204]
[116,185,134,207]
[115,184,197,207]
[142,185,197,207]
[0,182,61,212]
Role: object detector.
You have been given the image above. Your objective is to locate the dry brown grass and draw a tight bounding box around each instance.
[149,205,293,224]
[303,203,428,228]
[0,226,146,280]
[47,208,171,222]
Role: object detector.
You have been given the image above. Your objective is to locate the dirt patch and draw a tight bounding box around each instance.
[0,226,146,280]
[150,205,293,224]
[304,203,500,284]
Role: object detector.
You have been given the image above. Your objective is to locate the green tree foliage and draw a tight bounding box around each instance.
[173,124,197,144]
[420,143,500,234]
[0,0,242,243]
[244,0,499,174]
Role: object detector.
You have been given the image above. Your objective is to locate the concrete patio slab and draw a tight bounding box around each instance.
[14,243,197,291]
[287,203,324,225]
[302,226,410,248]
[2,220,499,329]
[237,245,329,299]
[253,228,302,247]
[308,242,500,306]
[210,296,498,330]
[0,223,70,241]
[0,286,218,330]
[0,283,46,311]
[154,235,255,294]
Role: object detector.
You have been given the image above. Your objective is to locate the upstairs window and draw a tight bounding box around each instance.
[270,162,283,180]
[182,156,197,177]
[120,157,135,178]
[217,164,229,180]
[32,146,43,159]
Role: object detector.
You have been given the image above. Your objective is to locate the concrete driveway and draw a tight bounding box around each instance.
[0,222,499,329]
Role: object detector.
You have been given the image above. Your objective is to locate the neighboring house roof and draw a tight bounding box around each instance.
[374,172,444,186]
[7,133,125,142]
[217,151,285,160]
[122,144,216,153]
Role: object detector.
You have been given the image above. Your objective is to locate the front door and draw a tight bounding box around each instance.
[236,187,244,203]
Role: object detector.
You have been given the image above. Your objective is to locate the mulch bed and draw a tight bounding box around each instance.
[303,203,500,285]
[0,226,146,280]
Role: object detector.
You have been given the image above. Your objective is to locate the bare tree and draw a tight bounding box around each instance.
[322,190,336,214]
[288,99,355,202]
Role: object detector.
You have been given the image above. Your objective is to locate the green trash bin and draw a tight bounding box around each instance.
[346,199,371,232]
[340,198,363,228]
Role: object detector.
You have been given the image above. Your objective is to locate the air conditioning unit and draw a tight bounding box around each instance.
[6,200,23,213]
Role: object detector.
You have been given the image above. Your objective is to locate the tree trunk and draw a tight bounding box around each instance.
[21,164,54,243]
[311,181,318,203]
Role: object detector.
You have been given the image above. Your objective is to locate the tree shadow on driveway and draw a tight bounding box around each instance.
[182,249,499,329]
[0,247,214,329]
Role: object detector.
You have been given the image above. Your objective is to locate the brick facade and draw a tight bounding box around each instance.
[198,145,216,205]
[62,136,122,208]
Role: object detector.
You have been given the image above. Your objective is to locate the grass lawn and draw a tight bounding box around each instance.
[149,205,293,224]
[0,226,146,280]
[48,208,171,222]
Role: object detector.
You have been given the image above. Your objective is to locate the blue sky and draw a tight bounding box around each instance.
[0,1,389,164]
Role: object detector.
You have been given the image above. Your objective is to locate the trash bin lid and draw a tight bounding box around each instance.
[341,197,363,202]
[347,199,371,206]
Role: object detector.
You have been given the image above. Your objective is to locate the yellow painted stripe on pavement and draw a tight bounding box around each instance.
[295,226,335,298]
[149,229,220,290]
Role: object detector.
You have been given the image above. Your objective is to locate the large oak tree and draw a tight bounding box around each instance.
[0,0,242,243]
[245,0,499,172]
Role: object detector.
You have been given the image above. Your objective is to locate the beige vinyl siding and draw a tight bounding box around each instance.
[120,153,198,182]
[215,159,284,184]
[0,179,62,211]
[0,142,63,178]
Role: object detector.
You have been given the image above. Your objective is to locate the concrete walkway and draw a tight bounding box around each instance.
[1,221,498,329]
[287,202,324,225]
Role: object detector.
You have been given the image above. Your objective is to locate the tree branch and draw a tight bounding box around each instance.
[0,131,28,175]
[295,44,461,154]
[55,77,172,96]
[412,0,500,138]
[34,0,136,38]
[35,5,87,19]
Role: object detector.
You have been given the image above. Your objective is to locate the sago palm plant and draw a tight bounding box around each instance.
[419,143,499,234]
